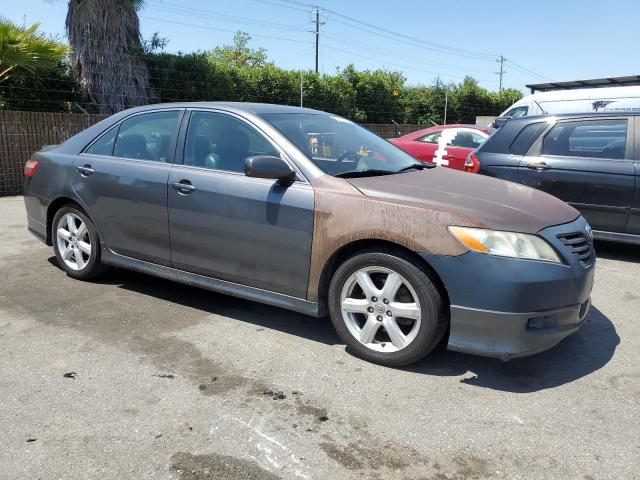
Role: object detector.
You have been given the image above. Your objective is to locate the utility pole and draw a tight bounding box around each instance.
[300,71,304,107]
[314,8,320,74]
[496,55,506,93]
[443,91,448,125]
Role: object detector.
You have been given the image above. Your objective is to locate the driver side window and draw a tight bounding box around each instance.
[184,111,279,172]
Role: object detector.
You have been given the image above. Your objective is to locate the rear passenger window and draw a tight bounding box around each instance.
[542,119,628,160]
[450,130,486,148]
[113,111,180,162]
[510,122,547,155]
[85,125,118,156]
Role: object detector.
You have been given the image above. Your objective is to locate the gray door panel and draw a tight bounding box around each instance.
[629,164,640,234]
[72,156,172,264]
[519,155,634,232]
[518,117,634,233]
[627,117,640,235]
[168,167,314,299]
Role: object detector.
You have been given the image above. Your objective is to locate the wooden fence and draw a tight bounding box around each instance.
[0,111,108,196]
[0,110,426,196]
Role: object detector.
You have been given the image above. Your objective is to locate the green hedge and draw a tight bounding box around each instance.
[1,51,522,123]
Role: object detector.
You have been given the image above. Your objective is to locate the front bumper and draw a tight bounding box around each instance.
[422,215,595,360]
[447,300,591,360]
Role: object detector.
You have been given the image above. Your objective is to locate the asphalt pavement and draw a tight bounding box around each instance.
[0,195,638,479]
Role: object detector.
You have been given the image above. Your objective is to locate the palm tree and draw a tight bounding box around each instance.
[0,17,69,82]
[65,0,156,113]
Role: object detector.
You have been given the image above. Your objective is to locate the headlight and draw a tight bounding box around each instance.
[448,226,562,263]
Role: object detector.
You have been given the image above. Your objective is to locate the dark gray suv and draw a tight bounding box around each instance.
[23,103,595,366]
[475,112,640,244]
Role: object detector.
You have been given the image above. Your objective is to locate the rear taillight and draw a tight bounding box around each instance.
[464,153,479,173]
[24,159,40,177]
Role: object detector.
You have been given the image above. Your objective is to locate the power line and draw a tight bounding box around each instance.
[140,16,314,45]
[254,0,552,83]
[145,0,309,33]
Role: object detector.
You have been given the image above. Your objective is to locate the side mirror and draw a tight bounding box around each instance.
[244,155,295,182]
[492,117,507,129]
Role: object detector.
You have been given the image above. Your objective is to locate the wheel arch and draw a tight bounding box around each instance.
[46,197,85,245]
[316,239,450,313]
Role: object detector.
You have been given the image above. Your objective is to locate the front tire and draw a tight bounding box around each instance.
[328,249,448,367]
[52,205,106,280]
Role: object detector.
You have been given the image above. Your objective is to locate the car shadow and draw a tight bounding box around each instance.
[407,306,618,393]
[594,240,640,263]
[46,257,341,346]
[47,257,619,393]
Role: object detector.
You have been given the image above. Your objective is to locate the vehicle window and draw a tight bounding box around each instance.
[113,111,180,162]
[184,111,279,172]
[510,122,548,155]
[450,130,486,148]
[416,132,441,144]
[503,106,528,118]
[259,112,420,177]
[85,125,118,156]
[542,119,628,160]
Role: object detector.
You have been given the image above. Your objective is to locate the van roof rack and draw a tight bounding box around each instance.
[526,75,640,93]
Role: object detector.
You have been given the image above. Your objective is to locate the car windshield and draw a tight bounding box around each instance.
[259,112,428,177]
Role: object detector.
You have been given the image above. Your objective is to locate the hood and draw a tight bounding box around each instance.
[347,167,580,234]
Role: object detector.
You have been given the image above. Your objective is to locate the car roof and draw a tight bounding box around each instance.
[506,111,637,125]
[398,124,489,139]
[121,101,326,115]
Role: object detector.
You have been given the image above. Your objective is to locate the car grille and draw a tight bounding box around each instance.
[556,231,594,266]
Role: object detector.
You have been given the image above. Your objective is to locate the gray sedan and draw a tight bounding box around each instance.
[23,103,594,366]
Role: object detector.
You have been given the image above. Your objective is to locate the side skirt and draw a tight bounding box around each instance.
[592,230,640,245]
[101,248,323,317]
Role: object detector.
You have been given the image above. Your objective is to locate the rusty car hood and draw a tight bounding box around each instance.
[346,167,580,234]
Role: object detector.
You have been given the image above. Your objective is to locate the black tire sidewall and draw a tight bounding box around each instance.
[328,251,446,367]
[52,206,103,280]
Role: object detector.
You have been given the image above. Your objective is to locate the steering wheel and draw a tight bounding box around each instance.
[331,150,364,174]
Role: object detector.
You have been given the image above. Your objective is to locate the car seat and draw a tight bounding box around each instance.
[114,134,150,159]
[215,128,250,172]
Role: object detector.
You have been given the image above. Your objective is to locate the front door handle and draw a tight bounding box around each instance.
[525,161,551,171]
[172,181,197,193]
[77,164,95,176]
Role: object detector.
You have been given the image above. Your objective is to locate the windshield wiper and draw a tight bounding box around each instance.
[334,169,396,178]
[395,163,435,173]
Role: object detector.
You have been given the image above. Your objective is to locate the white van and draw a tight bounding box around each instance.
[499,86,640,118]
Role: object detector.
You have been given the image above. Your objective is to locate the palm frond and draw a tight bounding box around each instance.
[0,17,69,81]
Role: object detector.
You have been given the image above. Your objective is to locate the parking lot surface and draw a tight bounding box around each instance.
[1,195,638,479]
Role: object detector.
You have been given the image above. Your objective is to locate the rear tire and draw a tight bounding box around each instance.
[52,205,107,280]
[328,248,448,367]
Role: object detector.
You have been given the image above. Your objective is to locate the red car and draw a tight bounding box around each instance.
[388,125,490,172]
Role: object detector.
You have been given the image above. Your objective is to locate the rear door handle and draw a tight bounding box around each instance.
[172,181,197,193]
[525,161,551,171]
[77,165,95,176]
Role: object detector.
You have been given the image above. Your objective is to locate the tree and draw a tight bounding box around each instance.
[143,32,168,54]
[65,0,156,113]
[0,17,68,81]
[207,31,269,68]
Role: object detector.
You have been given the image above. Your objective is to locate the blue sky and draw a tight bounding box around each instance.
[5,0,640,92]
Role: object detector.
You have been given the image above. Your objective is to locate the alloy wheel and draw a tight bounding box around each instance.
[56,213,91,271]
[340,266,422,352]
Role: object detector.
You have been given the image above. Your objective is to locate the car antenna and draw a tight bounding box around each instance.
[535,99,548,115]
